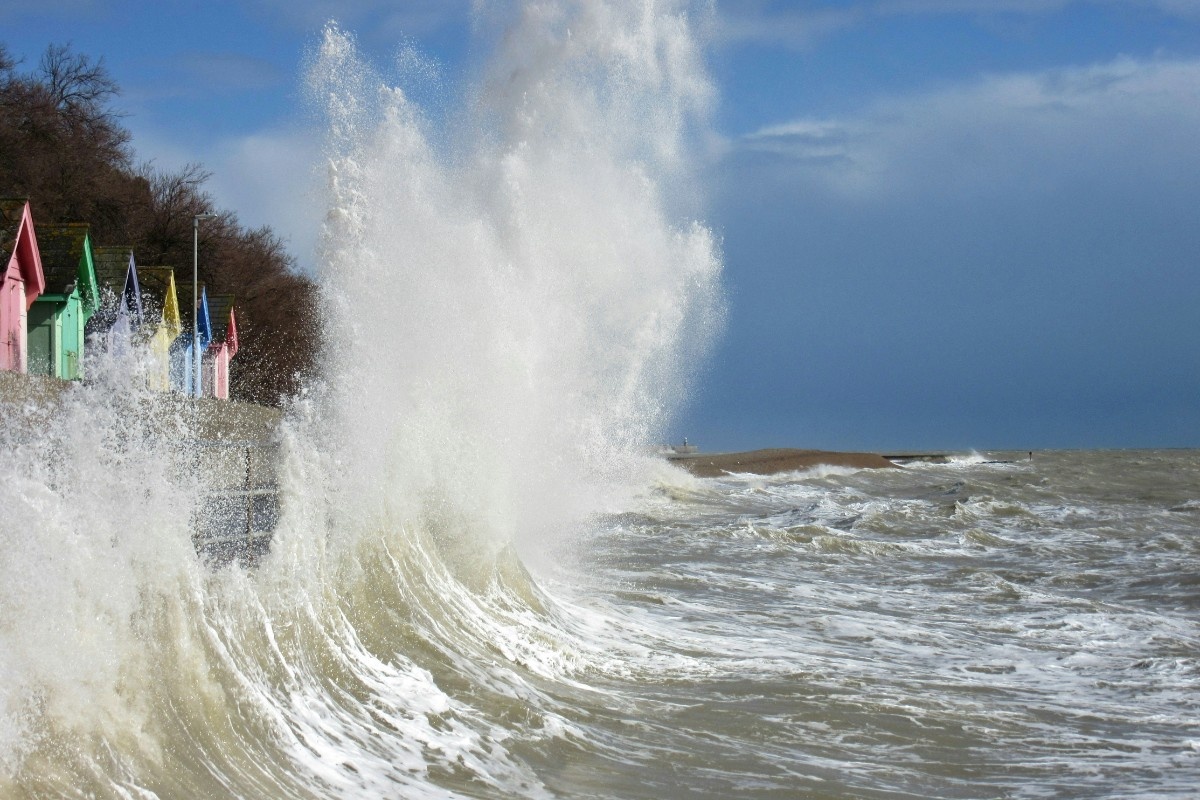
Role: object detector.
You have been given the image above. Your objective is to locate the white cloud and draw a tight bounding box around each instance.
[734,56,1200,201]
[715,4,862,48]
[174,52,284,91]
[125,122,324,273]
[248,0,470,37]
[0,0,95,23]
[716,0,1200,49]
[205,128,325,274]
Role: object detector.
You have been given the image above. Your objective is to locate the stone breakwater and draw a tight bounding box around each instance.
[668,448,898,477]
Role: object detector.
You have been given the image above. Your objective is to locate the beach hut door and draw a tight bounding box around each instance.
[2,278,26,371]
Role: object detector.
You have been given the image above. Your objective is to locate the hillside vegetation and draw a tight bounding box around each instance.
[0,43,318,405]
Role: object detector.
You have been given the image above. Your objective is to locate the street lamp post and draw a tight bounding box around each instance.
[192,213,216,397]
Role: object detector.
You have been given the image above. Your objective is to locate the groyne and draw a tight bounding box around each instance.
[667,448,898,477]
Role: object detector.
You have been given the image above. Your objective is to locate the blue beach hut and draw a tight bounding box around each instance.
[170,280,211,397]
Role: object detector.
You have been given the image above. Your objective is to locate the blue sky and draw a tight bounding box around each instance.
[3,1,1199,451]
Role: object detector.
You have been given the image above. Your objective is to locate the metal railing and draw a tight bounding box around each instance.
[189,439,280,567]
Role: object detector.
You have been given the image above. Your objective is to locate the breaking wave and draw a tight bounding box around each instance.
[0,2,723,796]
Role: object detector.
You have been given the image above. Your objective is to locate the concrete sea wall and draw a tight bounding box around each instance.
[0,372,283,565]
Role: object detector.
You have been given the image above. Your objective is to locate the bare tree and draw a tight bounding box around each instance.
[0,41,320,405]
[37,43,121,123]
[0,45,15,76]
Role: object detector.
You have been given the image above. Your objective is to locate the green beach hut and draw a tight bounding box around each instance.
[27,223,99,380]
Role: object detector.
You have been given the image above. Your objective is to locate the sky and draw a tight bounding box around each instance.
[2,0,1199,452]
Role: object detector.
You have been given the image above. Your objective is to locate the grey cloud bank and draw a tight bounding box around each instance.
[687,55,1200,450]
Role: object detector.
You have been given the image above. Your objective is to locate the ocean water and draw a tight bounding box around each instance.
[4,440,1199,799]
[3,2,1199,798]
[544,449,1200,799]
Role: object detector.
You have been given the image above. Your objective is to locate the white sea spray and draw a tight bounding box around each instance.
[302,4,723,564]
[0,2,724,795]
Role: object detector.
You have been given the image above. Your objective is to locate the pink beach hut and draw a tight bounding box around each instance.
[0,199,46,372]
[203,293,238,399]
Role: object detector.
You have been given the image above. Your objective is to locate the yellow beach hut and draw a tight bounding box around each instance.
[135,267,182,391]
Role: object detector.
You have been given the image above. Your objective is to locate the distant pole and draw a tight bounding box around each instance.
[192,213,215,397]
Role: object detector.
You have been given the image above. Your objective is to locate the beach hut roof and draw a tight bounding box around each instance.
[0,198,46,297]
[0,200,23,262]
[137,266,182,334]
[175,279,211,342]
[137,266,174,312]
[0,199,29,261]
[206,293,237,358]
[91,246,134,294]
[35,223,96,300]
[207,293,235,339]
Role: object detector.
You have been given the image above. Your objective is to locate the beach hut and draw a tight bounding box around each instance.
[0,199,46,373]
[204,293,238,400]
[170,280,211,397]
[27,223,99,380]
[136,267,182,391]
[86,246,143,359]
